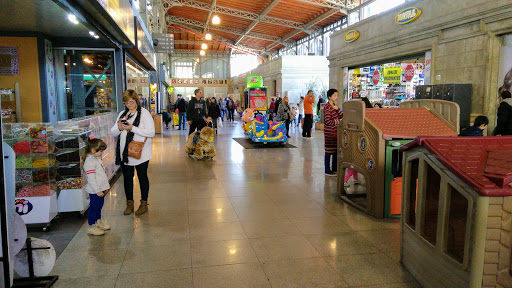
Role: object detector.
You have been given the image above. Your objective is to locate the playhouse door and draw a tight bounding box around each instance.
[384,140,411,218]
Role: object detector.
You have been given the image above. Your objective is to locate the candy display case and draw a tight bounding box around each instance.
[54,112,119,213]
[3,123,58,227]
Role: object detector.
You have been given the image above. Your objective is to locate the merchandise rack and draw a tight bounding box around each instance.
[4,123,58,228]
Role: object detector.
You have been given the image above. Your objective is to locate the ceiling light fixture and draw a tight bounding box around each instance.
[94,35,99,39]
[68,14,79,24]
[200,50,206,56]
[212,15,220,25]
[201,43,207,50]
[205,33,212,40]
[89,31,95,36]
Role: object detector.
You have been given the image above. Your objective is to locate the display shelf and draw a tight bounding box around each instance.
[3,123,58,226]
[54,112,118,213]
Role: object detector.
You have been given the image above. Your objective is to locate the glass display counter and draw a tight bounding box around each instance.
[4,123,58,227]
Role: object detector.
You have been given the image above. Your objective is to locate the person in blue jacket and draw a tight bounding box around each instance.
[460,115,489,137]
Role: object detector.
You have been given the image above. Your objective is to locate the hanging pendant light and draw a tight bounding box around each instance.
[212,15,220,25]
[200,50,206,56]
[201,43,207,50]
[205,33,212,40]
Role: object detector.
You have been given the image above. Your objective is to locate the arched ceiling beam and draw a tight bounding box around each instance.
[167,15,285,42]
[161,0,319,30]
[234,0,281,45]
[266,8,339,51]
[203,0,217,34]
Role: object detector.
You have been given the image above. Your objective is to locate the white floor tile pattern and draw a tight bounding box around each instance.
[51,121,420,288]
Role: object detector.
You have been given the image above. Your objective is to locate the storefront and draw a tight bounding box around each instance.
[126,57,150,111]
[346,56,426,106]
[328,2,512,132]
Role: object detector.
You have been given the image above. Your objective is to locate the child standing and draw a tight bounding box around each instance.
[83,138,111,236]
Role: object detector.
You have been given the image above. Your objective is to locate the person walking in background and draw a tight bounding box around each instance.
[209,97,221,133]
[220,97,227,121]
[227,97,235,122]
[187,89,206,135]
[274,95,282,121]
[176,94,188,130]
[291,105,298,128]
[323,89,343,176]
[83,138,111,236]
[494,90,512,136]
[277,96,292,138]
[269,98,275,121]
[303,90,315,138]
[297,97,304,127]
[112,89,155,216]
[317,95,326,115]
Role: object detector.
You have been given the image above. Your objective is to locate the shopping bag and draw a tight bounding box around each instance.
[217,117,223,128]
[173,113,179,126]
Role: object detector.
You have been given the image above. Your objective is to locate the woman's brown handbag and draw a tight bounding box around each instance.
[128,138,147,159]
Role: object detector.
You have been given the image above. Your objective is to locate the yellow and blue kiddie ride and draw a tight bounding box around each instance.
[242,75,288,143]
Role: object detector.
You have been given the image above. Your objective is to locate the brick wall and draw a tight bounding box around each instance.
[483,197,512,288]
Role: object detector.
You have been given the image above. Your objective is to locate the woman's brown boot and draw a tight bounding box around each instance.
[124,200,134,215]
[135,200,148,215]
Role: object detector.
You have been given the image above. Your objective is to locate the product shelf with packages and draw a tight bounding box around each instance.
[3,123,58,227]
[55,112,118,214]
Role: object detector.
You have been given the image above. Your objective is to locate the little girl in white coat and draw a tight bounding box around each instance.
[83,138,111,236]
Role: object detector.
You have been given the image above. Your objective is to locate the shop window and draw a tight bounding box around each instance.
[445,184,469,264]
[421,164,441,246]
[55,49,117,119]
[406,159,419,229]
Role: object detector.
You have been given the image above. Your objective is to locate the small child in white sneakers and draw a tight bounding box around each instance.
[83,138,111,236]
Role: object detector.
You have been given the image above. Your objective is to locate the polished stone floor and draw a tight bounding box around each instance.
[50,120,420,288]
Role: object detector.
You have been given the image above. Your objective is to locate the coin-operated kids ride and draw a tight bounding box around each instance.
[241,108,255,135]
[249,112,288,143]
[244,74,267,114]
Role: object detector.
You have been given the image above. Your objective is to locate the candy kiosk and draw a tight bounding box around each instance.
[400,136,512,288]
[4,124,58,230]
[3,113,119,229]
[337,99,459,219]
[55,113,118,214]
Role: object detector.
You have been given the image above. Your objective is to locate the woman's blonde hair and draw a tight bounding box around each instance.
[122,90,140,107]
[283,96,289,102]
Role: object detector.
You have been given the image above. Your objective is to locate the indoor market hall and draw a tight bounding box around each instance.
[50,122,413,288]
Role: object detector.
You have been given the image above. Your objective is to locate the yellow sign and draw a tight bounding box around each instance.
[344,30,360,43]
[395,7,421,24]
[383,67,402,84]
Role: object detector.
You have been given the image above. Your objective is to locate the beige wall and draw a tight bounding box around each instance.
[328,0,512,133]
[0,37,43,122]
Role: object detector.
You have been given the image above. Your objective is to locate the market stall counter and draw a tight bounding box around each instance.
[337,99,459,219]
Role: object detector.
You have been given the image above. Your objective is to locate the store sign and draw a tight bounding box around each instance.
[15,199,33,216]
[344,30,360,43]
[383,67,402,84]
[167,86,175,93]
[153,33,174,53]
[404,64,415,82]
[395,7,421,25]
[372,70,380,85]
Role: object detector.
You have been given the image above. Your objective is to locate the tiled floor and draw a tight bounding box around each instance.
[48,120,421,288]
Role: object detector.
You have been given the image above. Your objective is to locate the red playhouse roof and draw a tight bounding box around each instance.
[401,136,512,197]
[365,108,457,139]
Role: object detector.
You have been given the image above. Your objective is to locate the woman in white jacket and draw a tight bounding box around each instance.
[111,90,155,215]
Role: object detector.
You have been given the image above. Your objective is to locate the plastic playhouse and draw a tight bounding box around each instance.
[399,136,512,288]
[249,113,287,143]
[337,99,459,219]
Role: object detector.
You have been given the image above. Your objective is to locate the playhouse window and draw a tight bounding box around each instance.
[406,159,419,229]
[421,164,441,246]
[445,184,468,264]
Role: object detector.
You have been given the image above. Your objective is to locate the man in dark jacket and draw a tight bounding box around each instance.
[187,89,206,135]
[460,115,488,136]
[176,95,188,130]
[274,96,282,121]
[494,90,512,136]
